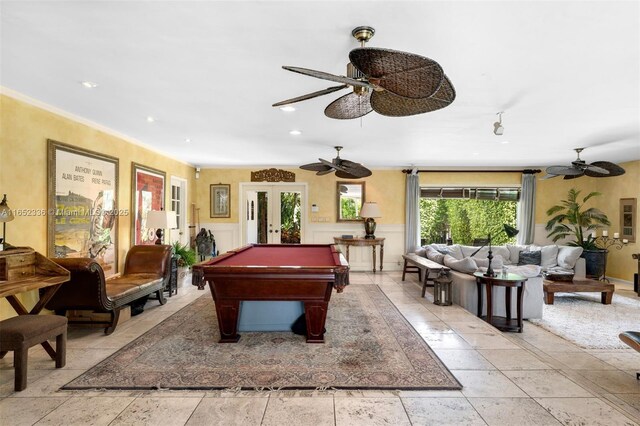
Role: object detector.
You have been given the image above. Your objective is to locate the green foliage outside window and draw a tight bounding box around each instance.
[420,198,517,246]
[280,192,301,243]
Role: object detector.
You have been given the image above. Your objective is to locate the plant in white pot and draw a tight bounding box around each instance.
[545,188,611,278]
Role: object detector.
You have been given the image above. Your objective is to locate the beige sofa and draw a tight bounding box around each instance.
[417,244,586,319]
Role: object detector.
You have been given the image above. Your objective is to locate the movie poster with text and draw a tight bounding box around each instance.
[49,143,119,276]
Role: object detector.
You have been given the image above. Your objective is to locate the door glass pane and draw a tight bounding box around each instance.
[257,191,268,244]
[280,191,301,244]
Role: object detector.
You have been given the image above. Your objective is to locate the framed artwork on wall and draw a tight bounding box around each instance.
[47,139,119,277]
[210,184,230,218]
[132,163,166,245]
[620,198,636,243]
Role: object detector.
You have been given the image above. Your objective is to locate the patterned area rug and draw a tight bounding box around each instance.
[64,284,461,390]
[529,292,640,349]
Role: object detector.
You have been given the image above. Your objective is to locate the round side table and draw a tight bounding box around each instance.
[474,272,528,333]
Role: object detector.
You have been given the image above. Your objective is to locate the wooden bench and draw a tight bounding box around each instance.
[402,254,450,297]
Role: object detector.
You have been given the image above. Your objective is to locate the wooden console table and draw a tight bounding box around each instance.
[333,237,385,273]
[474,272,527,333]
[0,248,70,358]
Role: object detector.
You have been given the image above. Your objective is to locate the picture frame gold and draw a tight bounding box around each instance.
[47,139,119,276]
[210,184,230,218]
[131,163,166,245]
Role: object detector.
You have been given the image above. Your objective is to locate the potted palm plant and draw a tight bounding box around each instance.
[171,241,197,268]
[545,188,610,278]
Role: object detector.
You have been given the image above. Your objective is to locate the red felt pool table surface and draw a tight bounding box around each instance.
[192,244,349,343]
[212,244,337,267]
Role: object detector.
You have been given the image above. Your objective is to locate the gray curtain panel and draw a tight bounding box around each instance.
[405,172,420,253]
[517,173,536,244]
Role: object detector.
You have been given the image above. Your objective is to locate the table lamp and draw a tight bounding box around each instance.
[0,194,15,250]
[360,202,382,239]
[471,224,519,277]
[146,210,177,245]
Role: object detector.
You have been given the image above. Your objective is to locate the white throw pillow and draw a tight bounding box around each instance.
[557,246,584,269]
[529,244,559,268]
[424,246,445,264]
[460,245,481,258]
[447,245,464,260]
[443,254,478,273]
[414,247,427,257]
[492,246,511,262]
[474,254,504,270]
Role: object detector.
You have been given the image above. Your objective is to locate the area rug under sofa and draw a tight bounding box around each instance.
[63,284,461,391]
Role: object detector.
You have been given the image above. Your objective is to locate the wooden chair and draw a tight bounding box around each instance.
[0,315,67,391]
[619,332,640,380]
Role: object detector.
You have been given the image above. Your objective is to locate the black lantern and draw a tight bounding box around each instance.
[434,268,453,306]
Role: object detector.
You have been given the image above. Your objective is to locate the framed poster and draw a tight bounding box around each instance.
[132,163,166,245]
[620,198,636,243]
[47,139,119,276]
[210,184,230,218]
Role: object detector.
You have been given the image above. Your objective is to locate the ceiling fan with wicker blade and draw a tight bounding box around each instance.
[273,26,455,119]
[300,146,372,179]
[543,148,626,180]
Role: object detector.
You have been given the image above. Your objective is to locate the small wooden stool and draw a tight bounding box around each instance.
[0,315,67,391]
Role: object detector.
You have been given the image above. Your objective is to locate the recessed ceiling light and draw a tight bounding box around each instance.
[501,140,510,144]
[289,130,302,136]
[280,106,296,112]
[472,152,480,156]
[146,116,156,123]
[185,138,191,143]
[81,81,98,88]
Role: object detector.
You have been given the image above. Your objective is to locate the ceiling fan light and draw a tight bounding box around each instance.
[280,106,296,112]
[493,123,504,135]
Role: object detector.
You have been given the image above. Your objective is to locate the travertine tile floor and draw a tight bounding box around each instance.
[1,272,638,425]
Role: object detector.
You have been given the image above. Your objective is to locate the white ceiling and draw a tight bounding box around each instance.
[2,1,639,169]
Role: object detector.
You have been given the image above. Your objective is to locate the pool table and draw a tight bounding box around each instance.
[192,244,349,343]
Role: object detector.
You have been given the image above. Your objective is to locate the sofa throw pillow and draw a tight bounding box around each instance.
[529,244,559,268]
[492,246,511,263]
[506,244,527,264]
[518,250,541,266]
[474,255,504,270]
[415,247,427,257]
[443,254,478,273]
[426,250,446,265]
[557,246,584,269]
[446,245,464,260]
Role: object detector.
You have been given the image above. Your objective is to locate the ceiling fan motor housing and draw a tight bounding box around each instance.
[347,62,367,95]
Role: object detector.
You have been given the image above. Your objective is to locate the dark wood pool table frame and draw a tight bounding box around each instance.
[192,244,349,343]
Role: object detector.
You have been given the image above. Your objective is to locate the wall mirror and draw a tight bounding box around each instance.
[337,182,365,222]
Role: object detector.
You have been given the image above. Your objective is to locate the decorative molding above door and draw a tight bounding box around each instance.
[251,168,295,182]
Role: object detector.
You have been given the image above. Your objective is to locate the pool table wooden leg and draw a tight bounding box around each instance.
[216,300,241,343]
[304,301,328,343]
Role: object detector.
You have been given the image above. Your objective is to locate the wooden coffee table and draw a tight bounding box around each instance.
[543,278,614,305]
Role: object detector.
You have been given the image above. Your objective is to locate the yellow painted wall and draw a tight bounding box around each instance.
[537,160,639,281]
[196,168,405,226]
[0,94,196,317]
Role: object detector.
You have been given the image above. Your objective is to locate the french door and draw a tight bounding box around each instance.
[241,184,306,245]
